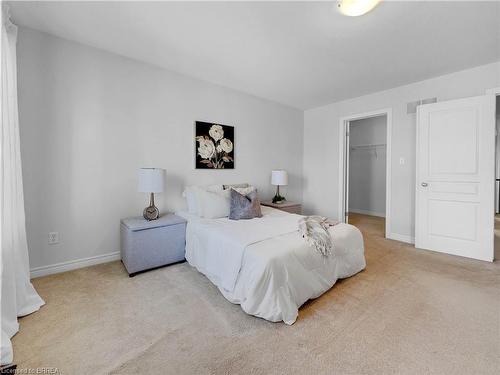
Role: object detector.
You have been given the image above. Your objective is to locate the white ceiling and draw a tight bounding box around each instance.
[8,1,500,110]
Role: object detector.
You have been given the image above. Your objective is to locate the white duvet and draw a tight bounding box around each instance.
[177,206,366,325]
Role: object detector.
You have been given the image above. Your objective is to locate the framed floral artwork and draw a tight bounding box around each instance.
[195,121,234,169]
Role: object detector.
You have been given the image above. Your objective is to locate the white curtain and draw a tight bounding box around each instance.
[1,5,44,365]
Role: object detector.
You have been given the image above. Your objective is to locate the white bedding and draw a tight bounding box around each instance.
[177,206,366,325]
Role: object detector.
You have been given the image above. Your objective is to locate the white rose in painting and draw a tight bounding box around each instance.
[216,144,223,153]
[209,124,224,141]
[220,138,233,153]
[197,138,215,159]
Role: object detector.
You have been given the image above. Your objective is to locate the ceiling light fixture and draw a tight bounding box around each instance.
[337,0,381,17]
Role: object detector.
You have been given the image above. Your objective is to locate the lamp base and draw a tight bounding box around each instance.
[143,193,160,220]
[272,194,286,204]
[143,205,159,221]
[272,185,286,204]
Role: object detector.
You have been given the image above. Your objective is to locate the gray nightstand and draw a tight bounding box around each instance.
[120,214,187,277]
[261,201,302,214]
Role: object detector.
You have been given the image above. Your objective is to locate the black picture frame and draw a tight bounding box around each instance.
[195,121,234,169]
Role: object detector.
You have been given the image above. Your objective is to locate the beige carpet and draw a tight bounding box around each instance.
[12,214,500,375]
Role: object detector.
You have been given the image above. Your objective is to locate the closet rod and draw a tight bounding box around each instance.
[350,143,386,149]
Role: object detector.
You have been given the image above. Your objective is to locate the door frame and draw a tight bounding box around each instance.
[486,87,500,217]
[338,108,393,239]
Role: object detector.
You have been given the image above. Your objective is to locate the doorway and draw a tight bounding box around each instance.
[495,94,500,260]
[485,87,500,261]
[338,108,392,239]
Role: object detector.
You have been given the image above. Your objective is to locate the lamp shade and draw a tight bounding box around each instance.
[271,170,288,186]
[138,168,165,193]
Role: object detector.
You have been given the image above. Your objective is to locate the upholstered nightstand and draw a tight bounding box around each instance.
[120,214,186,276]
[261,201,302,214]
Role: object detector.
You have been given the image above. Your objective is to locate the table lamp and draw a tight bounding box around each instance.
[138,168,165,220]
[271,170,288,204]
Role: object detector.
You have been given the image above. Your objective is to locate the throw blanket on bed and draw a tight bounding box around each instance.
[298,216,339,256]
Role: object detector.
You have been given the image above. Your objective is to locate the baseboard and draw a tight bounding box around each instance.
[30,251,121,279]
[387,233,415,244]
[349,208,385,218]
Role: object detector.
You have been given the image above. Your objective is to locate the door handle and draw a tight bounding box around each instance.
[421,182,428,187]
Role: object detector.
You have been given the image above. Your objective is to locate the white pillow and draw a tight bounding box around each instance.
[205,184,224,193]
[183,184,223,215]
[198,189,231,219]
[184,188,199,215]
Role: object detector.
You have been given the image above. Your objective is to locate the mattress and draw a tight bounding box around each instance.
[176,206,366,325]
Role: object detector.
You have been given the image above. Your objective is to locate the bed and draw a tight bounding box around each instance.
[176,205,365,325]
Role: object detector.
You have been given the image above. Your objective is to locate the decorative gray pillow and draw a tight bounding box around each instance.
[229,189,263,220]
[223,183,249,190]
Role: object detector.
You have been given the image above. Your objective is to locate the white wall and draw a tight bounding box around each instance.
[17,27,303,272]
[348,115,386,217]
[303,61,500,241]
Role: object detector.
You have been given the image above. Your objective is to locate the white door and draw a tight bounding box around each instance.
[415,95,495,261]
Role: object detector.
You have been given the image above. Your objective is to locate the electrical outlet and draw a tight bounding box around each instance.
[48,232,59,245]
